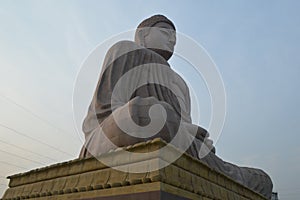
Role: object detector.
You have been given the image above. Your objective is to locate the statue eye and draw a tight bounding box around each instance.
[160,29,172,36]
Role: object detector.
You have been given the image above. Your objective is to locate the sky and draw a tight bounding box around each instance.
[0,0,299,199]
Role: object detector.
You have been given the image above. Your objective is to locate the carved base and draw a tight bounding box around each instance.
[1,138,267,200]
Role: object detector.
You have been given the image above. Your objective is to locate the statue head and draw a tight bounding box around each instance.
[135,15,176,60]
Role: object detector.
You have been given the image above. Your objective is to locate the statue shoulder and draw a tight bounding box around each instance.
[105,40,167,64]
[107,40,143,54]
[111,40,138,47]
[107,40,163,57]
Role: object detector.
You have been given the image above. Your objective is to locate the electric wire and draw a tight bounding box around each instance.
[0,149,46,165]
[0,123,74,157]
[0,139,58,162]
[0,94,74,137]
[0,161,29,170]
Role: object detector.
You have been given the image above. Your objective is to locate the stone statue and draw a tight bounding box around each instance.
[79,15,273,199]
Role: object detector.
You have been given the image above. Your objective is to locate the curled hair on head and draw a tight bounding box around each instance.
[137,14,176,30]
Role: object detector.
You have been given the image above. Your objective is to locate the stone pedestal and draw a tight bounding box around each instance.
[1,138,267,200]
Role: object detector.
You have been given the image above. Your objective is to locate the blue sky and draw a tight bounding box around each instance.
[0,1,299,199]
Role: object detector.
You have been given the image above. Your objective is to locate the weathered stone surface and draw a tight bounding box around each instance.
[2,139,267,200]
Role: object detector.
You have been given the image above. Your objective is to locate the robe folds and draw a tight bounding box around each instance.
[79,40,272,199]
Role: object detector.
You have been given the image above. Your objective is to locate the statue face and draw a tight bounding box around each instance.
[143,22,176,60]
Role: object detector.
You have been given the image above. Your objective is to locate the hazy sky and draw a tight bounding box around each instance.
[0,1,299,199]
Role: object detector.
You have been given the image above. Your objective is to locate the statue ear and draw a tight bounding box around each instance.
[135,29,146,46]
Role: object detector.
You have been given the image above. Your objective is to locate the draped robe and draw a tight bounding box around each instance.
[79,40,273,199]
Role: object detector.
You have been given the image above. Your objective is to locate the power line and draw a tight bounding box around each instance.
[0,161,29,170]
[0,94,74,137]
[0,123,74,157]
[0,139,58,162]
[0,149,46,165]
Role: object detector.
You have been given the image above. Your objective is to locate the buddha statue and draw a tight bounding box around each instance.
[79,15,273,199]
